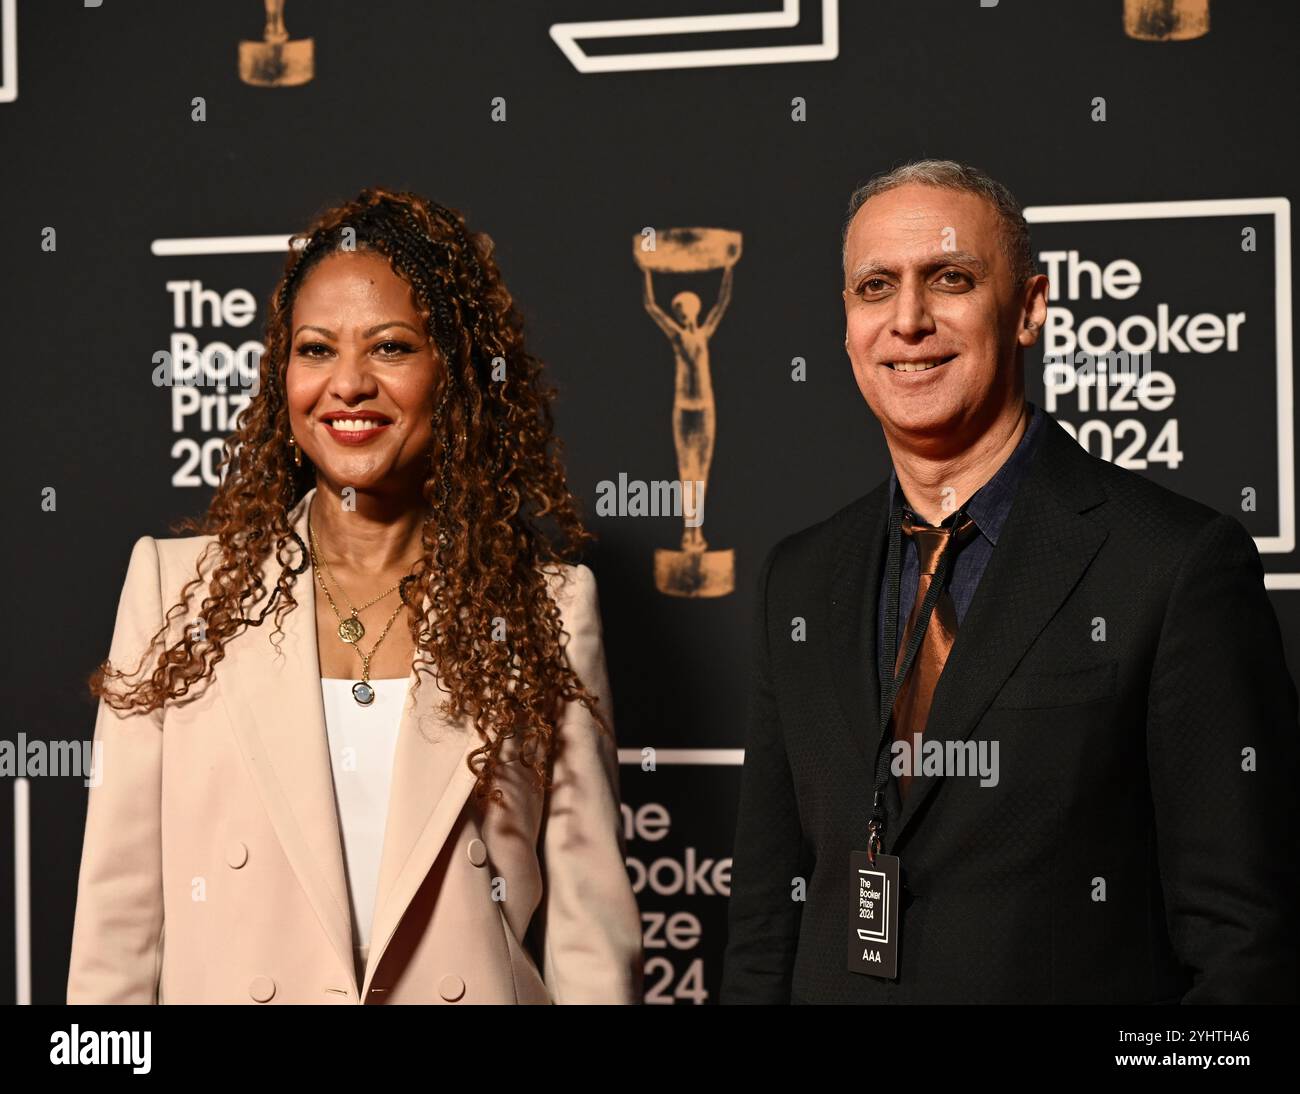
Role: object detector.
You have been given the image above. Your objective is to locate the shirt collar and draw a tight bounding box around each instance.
[888,401,1044,546]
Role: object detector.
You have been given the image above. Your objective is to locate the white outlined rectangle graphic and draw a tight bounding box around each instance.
[0,0,17,103]
[550,0,839,73]
[1023,198,1295,571]
[855,867,890,944]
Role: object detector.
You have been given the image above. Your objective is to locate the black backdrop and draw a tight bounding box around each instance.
[4,0,1297,1004]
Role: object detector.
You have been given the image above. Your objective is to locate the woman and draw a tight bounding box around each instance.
[67,188,643,1004]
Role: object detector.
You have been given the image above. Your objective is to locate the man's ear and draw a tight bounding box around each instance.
[1017,273,1050,347]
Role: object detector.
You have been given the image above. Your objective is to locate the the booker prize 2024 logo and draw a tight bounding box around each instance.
[1026,199,1290,550]
[154,279,264,489]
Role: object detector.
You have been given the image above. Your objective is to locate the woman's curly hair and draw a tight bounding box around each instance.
[89,187,603,801]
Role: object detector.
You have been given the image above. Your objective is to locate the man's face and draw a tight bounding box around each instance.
[842,183,1045,449]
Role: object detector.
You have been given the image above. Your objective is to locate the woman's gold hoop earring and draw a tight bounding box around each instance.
[289,437,303,468]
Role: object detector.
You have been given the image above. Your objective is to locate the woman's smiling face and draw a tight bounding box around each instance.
[285,248,442,498]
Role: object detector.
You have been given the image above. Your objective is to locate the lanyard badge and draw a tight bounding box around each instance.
[847,497,966,981]
[848,847,901,978]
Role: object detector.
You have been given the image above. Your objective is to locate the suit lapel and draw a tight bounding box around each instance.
[216,487,481,1000]
[829,483,891,787]
[360,655,478,998]
[216,487,356,990]
[889,416,1110,846]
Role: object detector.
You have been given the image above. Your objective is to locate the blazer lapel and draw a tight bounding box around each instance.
[216,487,482,1001]
[216,487,357,992]
[889,416,1110,847]
[360,655,479,999]
[829,483,891,794]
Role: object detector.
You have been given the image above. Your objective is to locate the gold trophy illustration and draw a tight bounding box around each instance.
[1123,0,1209,40]
[239,0,315,87]
[635,228,741,598]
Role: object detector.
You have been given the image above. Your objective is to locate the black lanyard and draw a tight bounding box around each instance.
[867,496,968,860]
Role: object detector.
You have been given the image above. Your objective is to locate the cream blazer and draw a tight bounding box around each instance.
[67,488,643,1004]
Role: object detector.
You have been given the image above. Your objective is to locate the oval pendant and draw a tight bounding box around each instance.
[338,616,365,644]
[352,681,375,706]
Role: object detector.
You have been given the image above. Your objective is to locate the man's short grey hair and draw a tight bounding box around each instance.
[841,160,1037,286]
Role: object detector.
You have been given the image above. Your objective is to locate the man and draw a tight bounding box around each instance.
[720,160,1298,1004]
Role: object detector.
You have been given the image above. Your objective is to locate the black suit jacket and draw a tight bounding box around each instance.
[721,412,1298,1004]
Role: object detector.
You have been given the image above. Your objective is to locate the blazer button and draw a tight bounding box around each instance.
[226,842,248,869]
[466,838,488,867]
[249,975,276,1002]
[438,974,465,1002]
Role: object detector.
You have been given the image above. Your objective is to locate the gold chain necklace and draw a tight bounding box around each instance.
[308,517,417,707]
[309,522,406,644]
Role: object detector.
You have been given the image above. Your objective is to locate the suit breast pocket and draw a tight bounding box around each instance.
[989,660,1117,710]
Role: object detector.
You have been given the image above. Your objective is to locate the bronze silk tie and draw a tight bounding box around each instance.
[890,511,979,800]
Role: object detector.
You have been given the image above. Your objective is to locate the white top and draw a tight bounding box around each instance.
[320,677,408,986]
